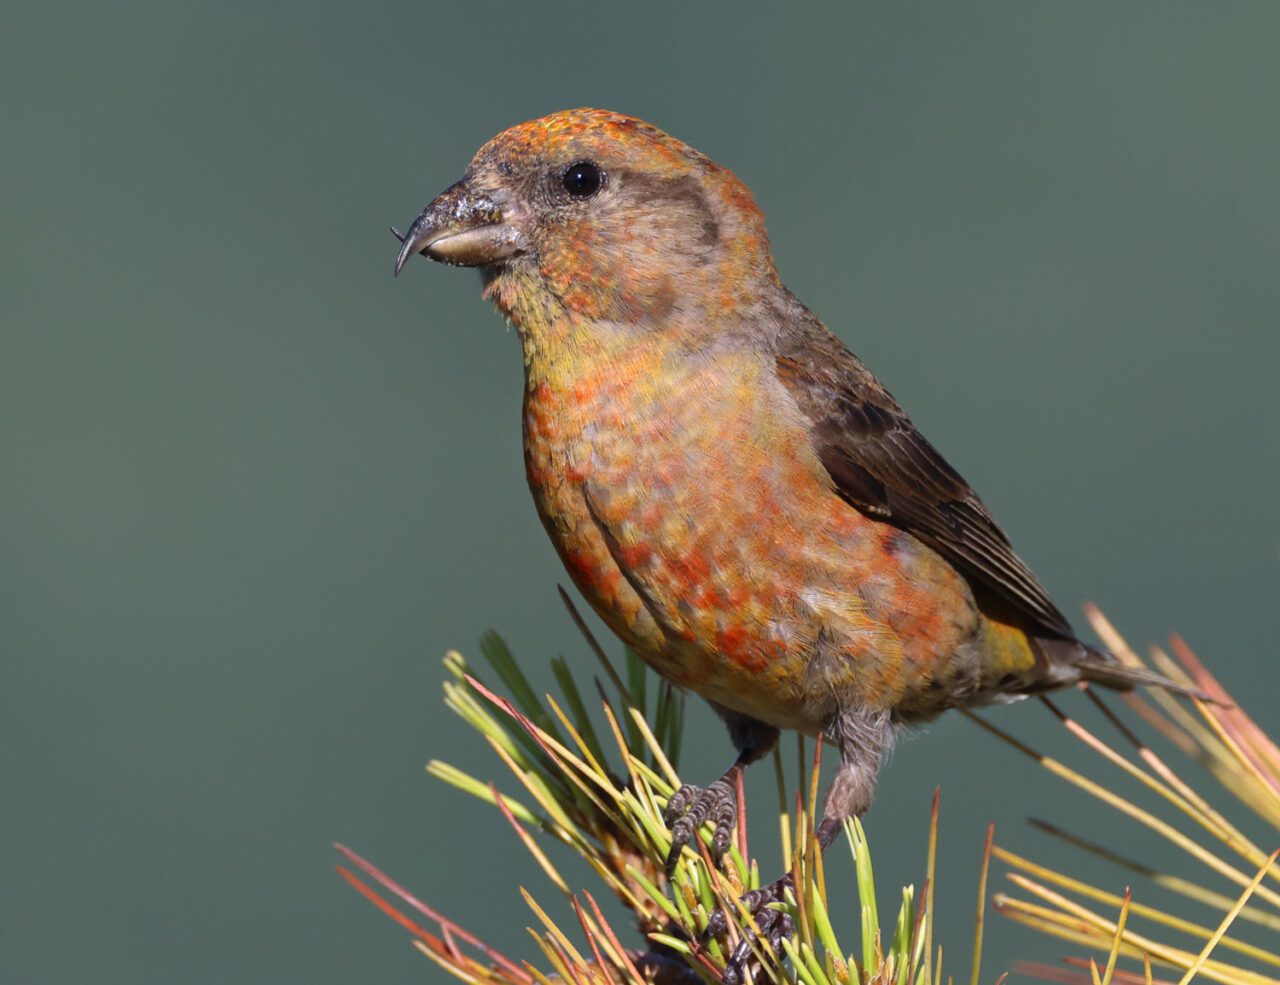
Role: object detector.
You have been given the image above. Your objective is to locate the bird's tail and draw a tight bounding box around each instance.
[976,617,1214,703]
[1029,629,1208,695]
[1073,650,1211,700]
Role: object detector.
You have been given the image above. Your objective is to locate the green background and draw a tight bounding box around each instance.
[3,2,1277,982]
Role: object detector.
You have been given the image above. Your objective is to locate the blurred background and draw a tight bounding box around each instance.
[2,2,1277,982]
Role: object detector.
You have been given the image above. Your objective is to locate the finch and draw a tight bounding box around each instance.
[393,109,1191,980]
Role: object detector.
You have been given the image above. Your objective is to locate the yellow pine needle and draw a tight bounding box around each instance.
[1100,889,1131,985]
[498,726,626,839]
[617,781,680,865]
[479,632,563,745]
[598,699,641,790]
[626,706,682,790]
[445,677,555,780]
[807,736,823,828]
[970,823,994,985]
[443,682,527,763]
[1044,697,1254,861]
[1083,611,1217,759]
[1176,849,1280,985]
[1083,616,1238,769]
[531,930,585,985]
[1212,677,1280,783]
[578,853,649,918]
[581,891,648,985]
[621,778,684,870]
[490,784,570,896]
[1001,876,1136,945]
[622,757,664,834]
[627,755,676,799]
[468,676,611,795]
[775,745,794,866]
[1028,819,1280,933]
[1085,689,1263,866]
[925,789,940,985]
[966,712,1280,913]
[570,898,619,985]
[1122,690,1208,761]
[908,887,928,984]
[996,882,1279,985]
[1194,700,1280,828]
[1144,681,1240,778]
[792,810,815,956]
[521,888,590,969]
[796,734,808,823]
[994,845,1280,968]
[412,939,489,985]
[519,951,564,985]
[543,692,616,785]
[485,736,581,837]
[1230,713,1280,791]
[992,898,1148,966]
[443,649,468,678]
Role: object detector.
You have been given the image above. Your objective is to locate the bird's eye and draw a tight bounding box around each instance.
[562,161,603,198]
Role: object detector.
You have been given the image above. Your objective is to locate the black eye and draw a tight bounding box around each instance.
[562,161,603,198]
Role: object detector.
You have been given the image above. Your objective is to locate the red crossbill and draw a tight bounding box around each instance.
[393,109,1193,979]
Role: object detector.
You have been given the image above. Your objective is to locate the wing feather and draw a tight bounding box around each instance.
[774,309,1076,641]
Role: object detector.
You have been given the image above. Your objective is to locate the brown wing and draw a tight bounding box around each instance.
[774,309,1076,641]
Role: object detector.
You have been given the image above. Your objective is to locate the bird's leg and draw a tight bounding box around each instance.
[664,706,778,877]
[714,706,894,985]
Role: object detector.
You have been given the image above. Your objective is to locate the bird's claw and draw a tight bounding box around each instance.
[663,778,738,877]
[706,874,797,985]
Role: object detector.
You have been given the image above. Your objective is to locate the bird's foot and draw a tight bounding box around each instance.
[706,873,796,985]
[663,776,739,876]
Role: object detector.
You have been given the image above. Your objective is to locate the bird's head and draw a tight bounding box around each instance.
[394,109,779,328]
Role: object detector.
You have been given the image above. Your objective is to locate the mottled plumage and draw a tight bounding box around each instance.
[392,108,1189,980]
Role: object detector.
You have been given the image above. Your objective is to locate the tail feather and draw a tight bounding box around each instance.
[1074,655,1212,701]
[1031,635,1214,701]
[977,618,1214,704]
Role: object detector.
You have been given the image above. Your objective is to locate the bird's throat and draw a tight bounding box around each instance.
[481,265,655,391]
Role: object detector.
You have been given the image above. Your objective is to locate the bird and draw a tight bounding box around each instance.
[391,108,1195,981]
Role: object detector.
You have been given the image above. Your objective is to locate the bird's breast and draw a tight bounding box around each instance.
[522,343,979,729]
